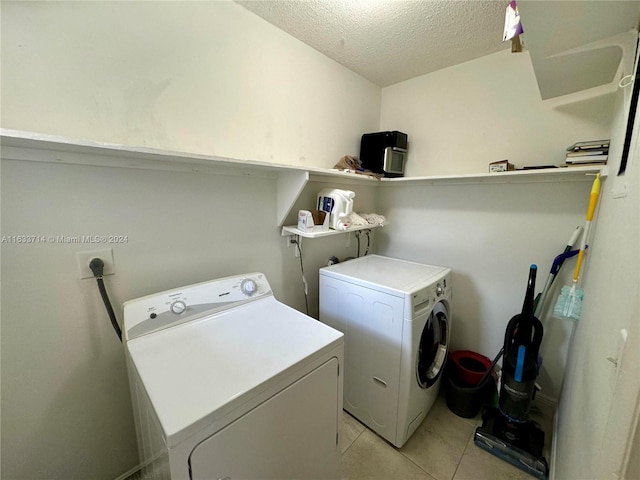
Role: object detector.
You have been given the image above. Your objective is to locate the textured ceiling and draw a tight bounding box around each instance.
[235,0,510,87]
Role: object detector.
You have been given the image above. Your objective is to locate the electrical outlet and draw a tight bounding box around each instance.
[76,249,115,279]
[286,235,301,257]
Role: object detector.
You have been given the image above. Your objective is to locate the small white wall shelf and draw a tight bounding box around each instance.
[383,165,604,186]
[281,224,380,239]
[1,129,604,227]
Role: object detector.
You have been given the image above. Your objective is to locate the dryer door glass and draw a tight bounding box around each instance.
[417,303,448,388]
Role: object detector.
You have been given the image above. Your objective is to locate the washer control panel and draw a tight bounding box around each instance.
[435,273,450,298]
[123,273,272,340]
[410,270,451,315]
[241,278,258,297]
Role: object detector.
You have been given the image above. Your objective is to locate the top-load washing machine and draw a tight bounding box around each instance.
[319,255,452,448]
[123,272,343,480]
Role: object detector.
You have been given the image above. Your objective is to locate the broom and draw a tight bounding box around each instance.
[553,173,601,321]
[533,226,582,318]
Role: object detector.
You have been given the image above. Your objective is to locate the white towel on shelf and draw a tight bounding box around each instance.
[350,212,387,227]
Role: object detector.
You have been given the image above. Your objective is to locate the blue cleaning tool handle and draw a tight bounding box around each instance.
[550,249,581,275]
[515,345,526,382]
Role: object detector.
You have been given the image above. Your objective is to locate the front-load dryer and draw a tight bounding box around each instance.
[319,255,452,448]
[123,273,343,479]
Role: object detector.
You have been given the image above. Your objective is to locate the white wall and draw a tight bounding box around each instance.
[554,71,640,480]
[378,47,617,399]
[0,0,380,168]
[0,159,378,480]
[376,179,591,398]
[377,30,639,479]
[381,49,616,176]
[2,1,638,479]
[0,161,275,479]
[626,420,640,479]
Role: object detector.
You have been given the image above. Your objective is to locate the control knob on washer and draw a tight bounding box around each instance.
[170,300,187,315]
[241,278,258,296]
[436,284,444,297]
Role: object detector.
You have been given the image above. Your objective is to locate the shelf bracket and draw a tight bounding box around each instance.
[276,170,309,226]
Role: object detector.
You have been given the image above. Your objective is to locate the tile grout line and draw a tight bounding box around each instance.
[397,449,439,480]
[342,401,480,480]
[345,423,439,480]
[394,401,480,480]
[449,422,477,480]
[341,423,367,457]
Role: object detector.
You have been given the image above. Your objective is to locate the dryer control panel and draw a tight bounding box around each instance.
[123,273,272,341]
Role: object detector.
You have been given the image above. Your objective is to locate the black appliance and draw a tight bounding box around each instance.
[359,131,407,177]
[474,265,549,479]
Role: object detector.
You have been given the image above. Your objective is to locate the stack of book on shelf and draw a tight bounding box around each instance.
[564,139,609,167]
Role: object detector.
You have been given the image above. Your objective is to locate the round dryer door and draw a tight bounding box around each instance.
[417,302,449,388]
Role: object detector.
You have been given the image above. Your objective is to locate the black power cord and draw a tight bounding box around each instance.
[355,229,372,257]
[364,229,371,256]
[89,258,122,342]
[290,238,310,315]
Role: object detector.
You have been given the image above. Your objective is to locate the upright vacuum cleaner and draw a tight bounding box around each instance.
[474,265,549,479]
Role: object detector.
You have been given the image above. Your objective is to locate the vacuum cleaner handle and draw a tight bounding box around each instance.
[521,265,537,316]
[504,314,544,354]
[529,316,544,358]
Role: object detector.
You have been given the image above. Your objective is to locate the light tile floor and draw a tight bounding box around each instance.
[341,390,554,480]
[126,390,554,480]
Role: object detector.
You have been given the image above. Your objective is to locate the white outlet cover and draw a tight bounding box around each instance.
[76,249,115,279]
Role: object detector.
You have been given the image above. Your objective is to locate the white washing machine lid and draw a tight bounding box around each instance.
[320,255,449,295]
[126,296,343,448]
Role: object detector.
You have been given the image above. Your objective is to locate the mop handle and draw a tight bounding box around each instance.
[572,174,601,282]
